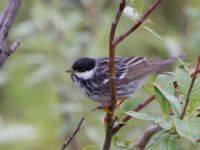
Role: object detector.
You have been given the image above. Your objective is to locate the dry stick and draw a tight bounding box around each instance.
[60,117,85,150]
[103,1,126,150]
[114,0,162,45]
[132,125,161,150]
[112,95,155,135]
[180,55,200,119]
[0,0,21,68]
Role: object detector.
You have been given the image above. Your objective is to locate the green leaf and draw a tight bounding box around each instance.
[147,131,177,150]
[142,25,164,41]
[146,130,168,149]
[175,65,200,113]
[133,0,144,15]
[154,74,174,116]
[112,135,119,147]
[124,111,173,130]
[154,84,182,116]
[82,145,100,150]
[159,134,177,150]
[174,118,200,143]
[123,6,163,41]
[123,6,140,20]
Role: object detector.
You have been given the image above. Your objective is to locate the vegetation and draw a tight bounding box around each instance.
[1,0,200,150]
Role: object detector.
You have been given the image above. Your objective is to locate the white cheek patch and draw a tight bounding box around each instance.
[75,70,94,80]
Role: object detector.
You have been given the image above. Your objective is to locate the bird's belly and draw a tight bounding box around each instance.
[116,76,147,99]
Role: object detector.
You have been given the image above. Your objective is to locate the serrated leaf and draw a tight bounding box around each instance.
[175,65,200,113]
[154,74,174,116]
[174,118,200,143]
[154,84,182,116]
[123,6,140,20]
[82,145,100,150]
[124,111,173,130]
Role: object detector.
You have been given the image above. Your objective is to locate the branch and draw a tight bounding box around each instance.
[0,0,21,68]
[103,1,126,150]
[180,55,200,119]
[132,125,161,150]
[60,117,85,150]
[103,0,162,149]
[112,95,155,135]
[114,0,162,45]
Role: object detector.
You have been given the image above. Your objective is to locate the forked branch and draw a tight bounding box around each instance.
[103,0,162,149]
[0,0,21,68]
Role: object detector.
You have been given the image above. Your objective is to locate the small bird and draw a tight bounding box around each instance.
[66,56,175,105]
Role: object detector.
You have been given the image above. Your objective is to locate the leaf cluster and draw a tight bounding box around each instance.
[125,63,200,149]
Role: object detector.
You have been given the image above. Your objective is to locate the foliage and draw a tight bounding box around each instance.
[0,0,200,150]
[125,62,200,149]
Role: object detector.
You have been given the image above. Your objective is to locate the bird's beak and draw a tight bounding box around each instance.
[66,69,75,74]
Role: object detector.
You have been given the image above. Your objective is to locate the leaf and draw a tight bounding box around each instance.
[123,6,163,41]
[154,74,174,116]
[82,145,100,150]
[175,65,200,113]
[142,25,164,41]
[146,130,168,149]
[147,131,177,150]
[174,118,200,143]
[132,0,144,15]
[123,6,140,20]
[154,84,182,116]
[159,134,177,150]
[125,111,173,130]
[112,135,119,147]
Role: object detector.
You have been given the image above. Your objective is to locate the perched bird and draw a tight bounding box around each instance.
[66,56,175,105]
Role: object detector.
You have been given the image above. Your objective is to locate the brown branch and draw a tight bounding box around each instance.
[60,117,85,150]
[180,55,200,119]
[132,125,161,150]
[114,0,162,45]
[103,0,162,149]
[0,0,21,68]
[112,95,155,135]
[103,1,126,150]
[109,0,126,109]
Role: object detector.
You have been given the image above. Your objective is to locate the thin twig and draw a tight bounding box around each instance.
[112,95,155,135]
[0,0,21,68]
[132,125,161,150]
[180,55,200,119]
[60,117,85,150]
[114,0,162,45]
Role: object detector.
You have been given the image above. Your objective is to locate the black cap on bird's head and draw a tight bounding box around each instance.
[66,57,96,73]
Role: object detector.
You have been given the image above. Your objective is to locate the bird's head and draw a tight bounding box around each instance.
[66,57,96,80]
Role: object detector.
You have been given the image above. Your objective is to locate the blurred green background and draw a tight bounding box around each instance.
[0,0,200,150]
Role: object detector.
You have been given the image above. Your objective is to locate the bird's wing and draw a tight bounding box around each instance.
[95,57,174,85]
[120,57,175,84]
[94,57,128,84]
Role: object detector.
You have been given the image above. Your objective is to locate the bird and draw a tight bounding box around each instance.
[66,56,175,106]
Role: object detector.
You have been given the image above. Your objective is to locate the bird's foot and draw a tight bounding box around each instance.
[92,99,125,112]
